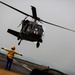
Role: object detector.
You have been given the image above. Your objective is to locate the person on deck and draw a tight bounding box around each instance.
[1,46,23,70]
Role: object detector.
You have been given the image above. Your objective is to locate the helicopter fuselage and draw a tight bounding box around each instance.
[7,20,44,48]
[19,20,43,43]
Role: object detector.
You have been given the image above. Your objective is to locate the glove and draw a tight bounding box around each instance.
[1,47,4,49]
[20,54,23,56]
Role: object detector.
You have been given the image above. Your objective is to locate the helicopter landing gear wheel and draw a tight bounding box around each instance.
[36,42,40,48]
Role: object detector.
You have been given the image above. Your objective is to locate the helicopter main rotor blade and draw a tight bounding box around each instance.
[40,19,75,32]
[0,1,75,32]
[31,6,38,20]
[0,1,30,16]
[0,1,40,20]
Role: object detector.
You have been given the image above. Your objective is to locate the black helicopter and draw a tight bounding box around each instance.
[0,1,75,48]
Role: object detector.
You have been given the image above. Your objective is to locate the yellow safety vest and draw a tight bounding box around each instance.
[4,48,19,59]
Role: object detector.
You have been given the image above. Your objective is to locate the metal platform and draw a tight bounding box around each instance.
[0,53,67,75]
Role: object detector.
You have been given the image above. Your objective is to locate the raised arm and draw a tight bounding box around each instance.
[1,47,10,51]
[14,51,23,56]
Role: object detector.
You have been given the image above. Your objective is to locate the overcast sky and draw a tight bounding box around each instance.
[0,0,75,75]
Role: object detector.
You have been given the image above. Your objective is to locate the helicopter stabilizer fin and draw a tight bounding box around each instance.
[7,29,19,37]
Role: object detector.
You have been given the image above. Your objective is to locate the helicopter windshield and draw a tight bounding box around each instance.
[26,21,44,39]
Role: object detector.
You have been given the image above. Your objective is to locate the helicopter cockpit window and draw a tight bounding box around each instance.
[25,21,44,39]
[26,23,33,33]
[33,24,44,37]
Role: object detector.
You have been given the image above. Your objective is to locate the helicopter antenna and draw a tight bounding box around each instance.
[0,1,75,32]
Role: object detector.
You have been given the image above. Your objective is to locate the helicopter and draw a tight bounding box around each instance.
[0,1,75,48]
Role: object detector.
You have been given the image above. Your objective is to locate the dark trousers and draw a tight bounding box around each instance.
[5,56,13,70]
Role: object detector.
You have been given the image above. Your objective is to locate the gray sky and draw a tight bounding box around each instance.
[0,0,75,75]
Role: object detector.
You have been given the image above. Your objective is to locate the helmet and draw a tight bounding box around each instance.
[11,46,15,50]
